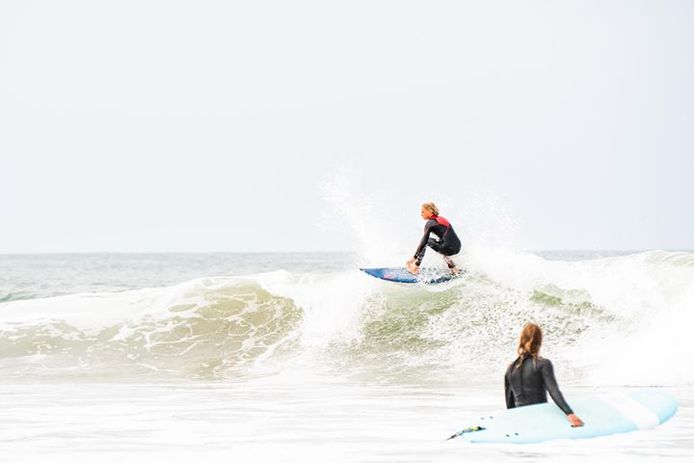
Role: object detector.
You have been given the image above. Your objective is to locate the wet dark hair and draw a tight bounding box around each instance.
[515,322,542,369]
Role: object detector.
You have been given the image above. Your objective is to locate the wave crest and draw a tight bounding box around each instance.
[0,279,303,380]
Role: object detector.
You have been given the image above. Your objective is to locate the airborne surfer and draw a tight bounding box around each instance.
[406,202,461,275]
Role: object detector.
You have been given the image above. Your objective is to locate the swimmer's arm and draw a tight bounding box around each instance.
[541,360,584,426]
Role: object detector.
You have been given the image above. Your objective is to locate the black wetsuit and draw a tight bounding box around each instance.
[504,355,574,415]
[413,215,461,266]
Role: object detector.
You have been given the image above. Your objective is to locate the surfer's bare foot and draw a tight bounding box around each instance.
[443,256,459,275]
[407,261,420,274]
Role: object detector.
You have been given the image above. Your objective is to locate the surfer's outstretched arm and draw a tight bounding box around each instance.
[539,360,583,426]
[539,359,573,415]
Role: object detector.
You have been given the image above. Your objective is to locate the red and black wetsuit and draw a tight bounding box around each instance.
[413,215,461,266]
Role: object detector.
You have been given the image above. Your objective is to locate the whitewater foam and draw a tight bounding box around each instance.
[0,251,692,386]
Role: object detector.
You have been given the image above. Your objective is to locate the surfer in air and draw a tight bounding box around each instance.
[406,202,461,275]
[505,322,584,427]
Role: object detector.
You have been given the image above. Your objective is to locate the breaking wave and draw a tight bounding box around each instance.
[0,250,692,386]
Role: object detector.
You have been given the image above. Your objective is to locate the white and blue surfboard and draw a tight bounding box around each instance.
[449,389,677,444]
[360,267,464,284]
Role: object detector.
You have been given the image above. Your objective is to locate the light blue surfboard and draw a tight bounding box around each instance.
[449,389,677,444]
[360,267,464,284]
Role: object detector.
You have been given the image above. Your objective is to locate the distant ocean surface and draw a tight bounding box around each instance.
[0,251,692,462]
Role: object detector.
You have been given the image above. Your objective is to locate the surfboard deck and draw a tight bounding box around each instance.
[360,267,464,284]
[450,389,677,444]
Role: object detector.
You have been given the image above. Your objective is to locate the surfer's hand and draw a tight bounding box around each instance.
[567,414,584,427]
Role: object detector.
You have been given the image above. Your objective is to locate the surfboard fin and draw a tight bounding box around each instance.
[446,425,486,440]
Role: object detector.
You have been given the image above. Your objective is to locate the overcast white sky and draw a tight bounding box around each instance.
[1,1,692,253]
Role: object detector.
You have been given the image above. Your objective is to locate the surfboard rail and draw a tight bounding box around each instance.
[450,389,677,444]
[360,267,463,284]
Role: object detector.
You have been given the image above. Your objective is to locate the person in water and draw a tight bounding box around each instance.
[406,202,461,275]
[505,322,584,427]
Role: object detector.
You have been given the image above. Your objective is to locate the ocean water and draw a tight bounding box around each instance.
[0,251,693,462]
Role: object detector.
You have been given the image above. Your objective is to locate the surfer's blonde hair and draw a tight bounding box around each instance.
[515,322,543,368]
[421,202,439,216]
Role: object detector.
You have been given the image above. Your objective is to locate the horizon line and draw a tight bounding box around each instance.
[1,248,692,256]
